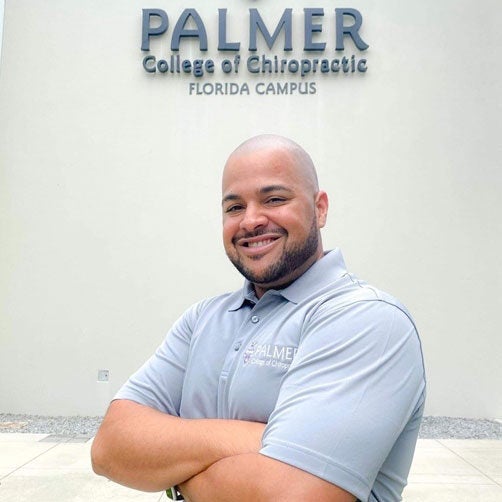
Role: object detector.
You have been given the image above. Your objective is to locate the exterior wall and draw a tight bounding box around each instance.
[0,0,500,417]
[0,2,4,56]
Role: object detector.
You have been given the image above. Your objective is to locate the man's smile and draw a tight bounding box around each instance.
[247,239,275,248]
[233,231,286,256]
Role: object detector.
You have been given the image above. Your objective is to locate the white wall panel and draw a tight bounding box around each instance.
[0,0,500,417]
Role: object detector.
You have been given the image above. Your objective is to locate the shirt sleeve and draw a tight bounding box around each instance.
[260,299,426,501]
[113,302,200,416]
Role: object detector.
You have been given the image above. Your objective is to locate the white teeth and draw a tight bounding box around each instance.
[248,239,273,248]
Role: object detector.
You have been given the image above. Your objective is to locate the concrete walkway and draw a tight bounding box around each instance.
[0,434,501,501]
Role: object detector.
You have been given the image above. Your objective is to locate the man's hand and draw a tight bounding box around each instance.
[180,453,356,502]
[91,399,265,492]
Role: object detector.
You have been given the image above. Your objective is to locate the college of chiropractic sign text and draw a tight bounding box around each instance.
[141,7,369,95]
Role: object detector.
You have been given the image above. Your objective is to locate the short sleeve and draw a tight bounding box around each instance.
[260,299,426,501]
[114,302,200,415]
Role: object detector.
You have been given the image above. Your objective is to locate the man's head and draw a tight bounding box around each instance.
[222,134,328,298]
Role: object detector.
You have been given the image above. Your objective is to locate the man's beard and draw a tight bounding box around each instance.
[227,222,319,287]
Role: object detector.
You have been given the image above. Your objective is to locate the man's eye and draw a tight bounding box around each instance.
[267,197,286,204]
[225,205,243,213]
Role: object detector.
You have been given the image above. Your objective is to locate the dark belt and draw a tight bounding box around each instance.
[166,486,183,500]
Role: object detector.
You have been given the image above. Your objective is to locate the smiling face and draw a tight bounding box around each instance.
[222,137,328,298]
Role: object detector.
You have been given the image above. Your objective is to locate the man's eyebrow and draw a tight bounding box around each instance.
[222,185,294,205]
[259,185,294,195]
[221,193,241,205]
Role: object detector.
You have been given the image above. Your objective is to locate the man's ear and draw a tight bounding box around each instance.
[315,191,329,228]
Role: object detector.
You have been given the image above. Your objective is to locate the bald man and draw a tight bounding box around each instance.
[92,135,425,502]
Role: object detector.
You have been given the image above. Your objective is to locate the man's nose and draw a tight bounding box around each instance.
[239,204,268,232]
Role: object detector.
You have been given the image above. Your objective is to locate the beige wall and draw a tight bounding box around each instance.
[0,2,4,57]
[0,0,500,418]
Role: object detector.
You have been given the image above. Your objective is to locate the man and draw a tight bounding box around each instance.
[92,135,426,502]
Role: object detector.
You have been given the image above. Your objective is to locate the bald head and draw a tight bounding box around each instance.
[224,134,319,195]
[221,134,328,296]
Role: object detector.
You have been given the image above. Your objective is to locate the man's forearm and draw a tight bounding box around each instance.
[91,400,265,492]
[180,453,356,502]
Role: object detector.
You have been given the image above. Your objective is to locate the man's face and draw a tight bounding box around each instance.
[222,146,327,297]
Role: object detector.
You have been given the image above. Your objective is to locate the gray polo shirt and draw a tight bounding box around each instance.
[115,249,426,502]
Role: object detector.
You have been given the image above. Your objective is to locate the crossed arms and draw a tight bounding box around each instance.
[91,296,424,501]
[91,399,355,501]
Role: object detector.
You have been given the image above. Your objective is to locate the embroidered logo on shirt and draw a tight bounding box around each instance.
[243,341,298,370]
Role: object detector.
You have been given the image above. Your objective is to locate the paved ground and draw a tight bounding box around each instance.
[0,433,501,501]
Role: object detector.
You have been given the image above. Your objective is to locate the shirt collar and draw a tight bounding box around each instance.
[227,281,258,311]
[227,248,348,310]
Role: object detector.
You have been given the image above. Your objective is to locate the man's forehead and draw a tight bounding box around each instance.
[222,137,318,195]
[223,147,300,183]
[221,165,301,201]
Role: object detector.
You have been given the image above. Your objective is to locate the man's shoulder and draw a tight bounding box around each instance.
[311,272,416,329]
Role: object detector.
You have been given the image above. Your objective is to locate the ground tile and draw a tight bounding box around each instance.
[16,442,93,471]
[0,433,49,442]
[0,442,58,474]
[414,439,444,449]
[438,439,502,477]
[438,439,502,450]
[408,473,495,484]
[0,471,164,502]
[403,483,502,501]
[409,443,485,476]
